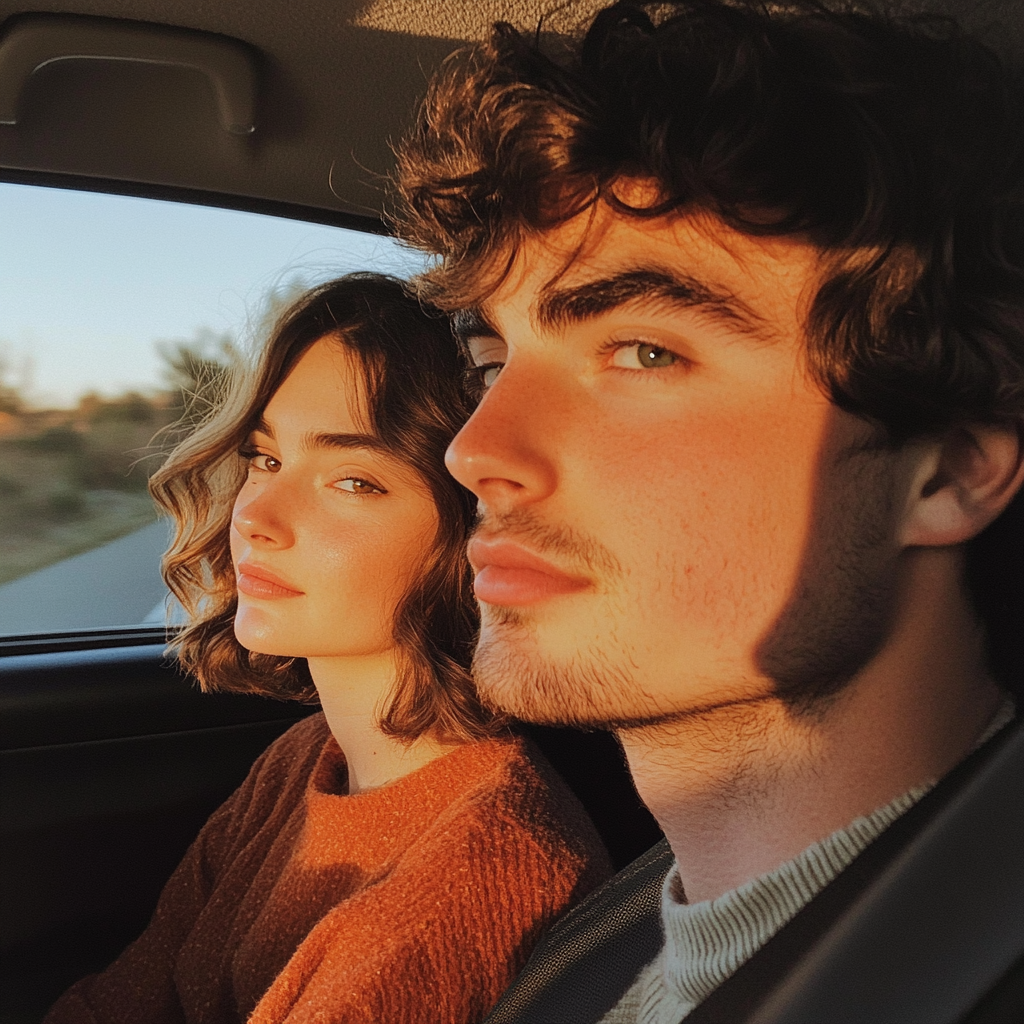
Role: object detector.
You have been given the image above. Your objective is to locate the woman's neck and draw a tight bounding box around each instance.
[308,652,459,794]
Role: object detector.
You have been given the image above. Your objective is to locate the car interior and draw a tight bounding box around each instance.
[0,2,1020,1023]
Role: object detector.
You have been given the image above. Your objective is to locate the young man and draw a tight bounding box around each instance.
[394,2,1024,1020]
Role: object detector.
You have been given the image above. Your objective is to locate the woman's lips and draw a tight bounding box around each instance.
[236,563,304,599]
[468,538,589,606]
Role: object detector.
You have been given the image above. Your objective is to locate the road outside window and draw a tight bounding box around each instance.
[0,182,425,636]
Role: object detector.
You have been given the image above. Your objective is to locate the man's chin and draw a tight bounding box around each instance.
[472,625,641,729]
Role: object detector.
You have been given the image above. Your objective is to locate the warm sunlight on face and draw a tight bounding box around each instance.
[230,337,439,660]
[447,206,911,726]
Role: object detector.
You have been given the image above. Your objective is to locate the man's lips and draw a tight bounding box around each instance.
[236,562,304,599]
[468,538,589,606]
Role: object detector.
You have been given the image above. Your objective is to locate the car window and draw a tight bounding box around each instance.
[0,181,426,637]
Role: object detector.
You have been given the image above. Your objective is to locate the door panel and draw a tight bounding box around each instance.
[0,641,313,1022]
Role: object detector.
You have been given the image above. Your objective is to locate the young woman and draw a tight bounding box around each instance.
[45,274,611,1024]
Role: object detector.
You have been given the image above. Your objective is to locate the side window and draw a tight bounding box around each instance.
[0,182,426,637]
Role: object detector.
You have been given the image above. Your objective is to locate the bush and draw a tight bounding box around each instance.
[46,491,86,521]
[22,426,84,455]
[0,475,23,498]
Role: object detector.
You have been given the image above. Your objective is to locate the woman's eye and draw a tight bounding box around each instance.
[239,447,281,472]
[334,477,385,495]
[610,343,679,369]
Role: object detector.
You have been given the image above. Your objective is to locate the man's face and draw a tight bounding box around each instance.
[446,205,911,728]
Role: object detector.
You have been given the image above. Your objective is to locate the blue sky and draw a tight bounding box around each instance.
[0,181,427,407]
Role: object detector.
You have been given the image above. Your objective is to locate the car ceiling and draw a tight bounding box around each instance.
[0,0,1019,227]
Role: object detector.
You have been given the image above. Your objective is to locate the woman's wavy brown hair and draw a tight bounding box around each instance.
[149,273,504,743]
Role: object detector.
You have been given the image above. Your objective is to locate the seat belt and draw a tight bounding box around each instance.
[683,719,1024,1024]
[483,838,672,1023]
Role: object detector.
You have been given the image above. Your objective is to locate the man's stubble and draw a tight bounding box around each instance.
[471,440,904,730]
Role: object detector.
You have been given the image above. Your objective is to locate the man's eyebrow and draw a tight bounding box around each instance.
[452,308,501,345]
[536,268,772,340]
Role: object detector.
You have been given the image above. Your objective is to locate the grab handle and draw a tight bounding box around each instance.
[0,14,258,134]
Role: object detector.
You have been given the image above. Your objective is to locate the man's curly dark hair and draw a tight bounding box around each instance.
[392,1,1024,692]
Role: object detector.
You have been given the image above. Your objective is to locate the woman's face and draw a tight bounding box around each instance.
[230,336,439,659]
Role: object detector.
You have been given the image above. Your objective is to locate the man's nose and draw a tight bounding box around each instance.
[445,359,558,510]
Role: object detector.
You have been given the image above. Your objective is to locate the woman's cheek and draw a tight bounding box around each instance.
[314,528,404,646]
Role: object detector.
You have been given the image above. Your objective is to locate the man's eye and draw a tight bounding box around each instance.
[610,343,679,369]
[334,477,385,495]
[480,364,503,387]
[238,447,281,472]
[464,362,504,399]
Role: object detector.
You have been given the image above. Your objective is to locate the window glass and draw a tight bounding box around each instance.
[0,182,427,636]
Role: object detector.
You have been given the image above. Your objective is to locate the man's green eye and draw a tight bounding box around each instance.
[463,363,503,401]
[637,344,675,368]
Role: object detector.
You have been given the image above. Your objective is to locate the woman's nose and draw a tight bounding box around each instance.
[231,481,295,548]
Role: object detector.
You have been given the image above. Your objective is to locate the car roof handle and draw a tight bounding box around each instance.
[0,13,258,135]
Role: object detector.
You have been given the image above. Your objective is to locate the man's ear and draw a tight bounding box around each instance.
[901,424,1024,548]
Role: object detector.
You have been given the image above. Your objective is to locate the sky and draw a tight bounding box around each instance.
[0,181,428,407]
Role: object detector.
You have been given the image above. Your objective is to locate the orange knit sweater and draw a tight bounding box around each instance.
[45,714,611,1024]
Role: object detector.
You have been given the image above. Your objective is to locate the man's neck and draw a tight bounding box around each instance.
[616,547,1005,904]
